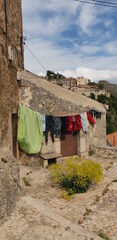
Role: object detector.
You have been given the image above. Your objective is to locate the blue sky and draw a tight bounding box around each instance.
[22,0,117,82]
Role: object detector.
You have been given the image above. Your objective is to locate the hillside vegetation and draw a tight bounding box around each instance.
[94,81,117,134]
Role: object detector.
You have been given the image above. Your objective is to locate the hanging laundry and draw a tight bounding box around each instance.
[87,112,95,125]
[61,117,66,133]
[54,117,63,138]
[18,105,43,154]
[66,116,73,131]
[73,116,75,129]
[45,115,55,143]
[80,113,88,132]
[89,110,102,119]
[74,114,82,131]
[89,110,94,117]
[40,113,46,132]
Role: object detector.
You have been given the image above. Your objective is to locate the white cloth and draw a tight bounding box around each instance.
[80,112,88,132]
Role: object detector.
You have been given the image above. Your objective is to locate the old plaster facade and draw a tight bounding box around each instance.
[0,0,24,149]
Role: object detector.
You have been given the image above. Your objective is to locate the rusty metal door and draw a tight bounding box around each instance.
[61,132,77,157]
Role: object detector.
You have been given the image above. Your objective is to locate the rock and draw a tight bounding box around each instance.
[0,149,20,223]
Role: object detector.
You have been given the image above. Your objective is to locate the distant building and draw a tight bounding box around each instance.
[107,132,117,147]
[62,77,77,88]
[76,77,90,86]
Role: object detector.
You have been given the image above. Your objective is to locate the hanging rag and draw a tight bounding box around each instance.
[18,105,43,154]
[80,113,88,132]
[54,117,62,138]
[61,117,66,133]
[87,112,95,125]
[40,113,46,132]
[66,116,73,131]
[74,114,82,131]
[45,115,55,143]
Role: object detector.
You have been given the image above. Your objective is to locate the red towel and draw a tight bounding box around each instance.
[74,115,82,131]
[66,116,73,131]
[87,112,95,125]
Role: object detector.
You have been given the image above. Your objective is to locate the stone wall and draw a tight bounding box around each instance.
[71,87,107,99]
[20,80,86,116]
[78,113,106,156]
[0,149,20,222]
[95,146,117,160]
[41,134,61,155]
[0,0,23,149]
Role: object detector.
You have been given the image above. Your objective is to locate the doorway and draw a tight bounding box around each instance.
[61,131,77,157]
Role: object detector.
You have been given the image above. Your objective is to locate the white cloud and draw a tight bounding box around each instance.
[22,0,117,84]
[59,67,117,83]
[104,20,113,28]
[104,41,117,54]
[77,4,101,35]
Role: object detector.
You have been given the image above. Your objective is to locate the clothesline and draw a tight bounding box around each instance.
[17,105,101,155]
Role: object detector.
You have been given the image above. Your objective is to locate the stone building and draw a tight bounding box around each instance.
[0,0,24,150]
[0,0,23,222]
[62,77,77,88]
[18,70,106,165]
[76,77,90,86]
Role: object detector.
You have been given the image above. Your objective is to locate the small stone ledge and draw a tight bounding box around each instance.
[40,152,62,168]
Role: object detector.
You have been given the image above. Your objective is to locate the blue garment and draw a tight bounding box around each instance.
[54,117,62,138]
[45,115,55,143]
[80,113,88,132]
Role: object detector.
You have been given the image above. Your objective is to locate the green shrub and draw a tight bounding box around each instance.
[50,157,103,195]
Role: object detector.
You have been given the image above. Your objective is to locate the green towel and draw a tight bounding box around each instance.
[18,105,43,154]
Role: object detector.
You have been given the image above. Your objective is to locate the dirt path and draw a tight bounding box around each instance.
[0,156,117,240]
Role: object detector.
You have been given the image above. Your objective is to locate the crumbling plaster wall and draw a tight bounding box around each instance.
[79,113,106,156]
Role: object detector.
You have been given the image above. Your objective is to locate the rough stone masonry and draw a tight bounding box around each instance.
[0,0,23,222]
[0,0,24,148]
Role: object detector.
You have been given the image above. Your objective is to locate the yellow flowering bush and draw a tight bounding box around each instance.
[49,157,103,195]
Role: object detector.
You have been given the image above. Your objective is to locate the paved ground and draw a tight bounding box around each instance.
[0,155,117,240]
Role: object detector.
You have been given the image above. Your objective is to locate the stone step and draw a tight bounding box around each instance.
[23,196,101,240]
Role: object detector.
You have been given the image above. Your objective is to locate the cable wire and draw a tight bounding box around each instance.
[23,42,47,73]
[87,0,117,6]
[75,0,117,8]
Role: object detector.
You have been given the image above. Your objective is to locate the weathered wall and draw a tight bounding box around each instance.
[19,80,85,116]
[0,0,23,149]
[76,77,89,85]
[0,149,20,222]
[78,113,106,156]
[71,87,107,99]
[41,134,61,155]
[95,147,117,160]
